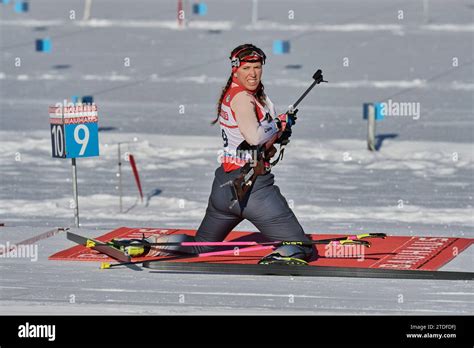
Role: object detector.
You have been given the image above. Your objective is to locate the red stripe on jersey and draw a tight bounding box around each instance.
[219,122,238,129]
[223,162,242,172]
[224,85,266,123]
[221,154,247,172]
[222,85,247,122]
[254,100,266,121]
[225,85,248,103]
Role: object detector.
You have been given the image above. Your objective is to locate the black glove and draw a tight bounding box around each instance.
[286,108,298,128]
[276,127,292,145]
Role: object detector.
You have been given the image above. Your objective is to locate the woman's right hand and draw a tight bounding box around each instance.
[275,109,298,131]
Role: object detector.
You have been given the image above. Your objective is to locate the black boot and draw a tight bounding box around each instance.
[258,243,316,265]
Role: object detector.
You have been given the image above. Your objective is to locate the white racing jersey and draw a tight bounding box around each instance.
[218,83,278,172]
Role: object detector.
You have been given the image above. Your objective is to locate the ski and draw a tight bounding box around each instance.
[67,231,131,263]
[143,261,474,281]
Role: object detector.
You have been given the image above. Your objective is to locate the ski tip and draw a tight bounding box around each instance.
[86,240,96,248]
[100,262,111,269]
[369,233,387,238]
[356,233,387,240]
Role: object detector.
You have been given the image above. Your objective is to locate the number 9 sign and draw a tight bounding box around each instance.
[65,122,99,158]
[49,103,99,158]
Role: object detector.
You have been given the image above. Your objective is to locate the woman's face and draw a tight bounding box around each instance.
[234,62,263,91]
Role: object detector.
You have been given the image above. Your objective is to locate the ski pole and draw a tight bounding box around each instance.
[110,233,385,248]
[100,233,385,269]
[100,244,276,269]
[289,69,327,112]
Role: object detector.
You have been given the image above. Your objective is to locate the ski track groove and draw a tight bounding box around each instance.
[0,298,466,315]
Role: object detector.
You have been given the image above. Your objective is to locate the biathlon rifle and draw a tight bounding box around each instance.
[229,69,327,205]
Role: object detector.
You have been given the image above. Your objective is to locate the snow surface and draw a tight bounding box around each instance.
[0,0,473,315]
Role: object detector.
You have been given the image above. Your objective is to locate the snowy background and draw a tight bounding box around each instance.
[0,0,473,315]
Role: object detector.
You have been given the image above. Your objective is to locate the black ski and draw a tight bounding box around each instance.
[143,261,474,281]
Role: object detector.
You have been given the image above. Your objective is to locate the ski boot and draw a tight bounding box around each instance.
[258,243,314,266]
[110,238,151,257]
[258,253,308,266]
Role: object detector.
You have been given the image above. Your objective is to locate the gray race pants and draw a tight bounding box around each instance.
[191,166,315,260]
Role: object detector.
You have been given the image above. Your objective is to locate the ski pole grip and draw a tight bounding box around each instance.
[291,68,327,110]
[313,69,322,80]
[312,69,327,84]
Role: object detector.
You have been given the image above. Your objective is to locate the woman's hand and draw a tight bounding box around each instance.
[275,109,298,132]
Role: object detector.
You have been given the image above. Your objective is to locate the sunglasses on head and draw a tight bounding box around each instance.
[230,48,266,68]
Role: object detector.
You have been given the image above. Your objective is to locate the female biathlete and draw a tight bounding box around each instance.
[150,44,316,265]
